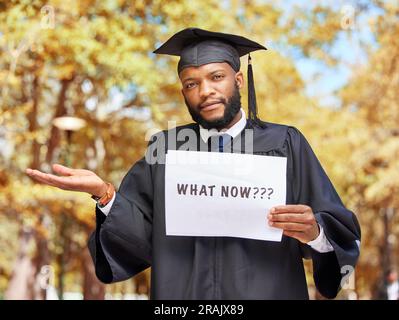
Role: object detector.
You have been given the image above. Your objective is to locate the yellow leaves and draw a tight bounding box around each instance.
[0,176,96,231]
[336,1,399,214]
[162,2,185,18]
[377,137,399,160]
[0,215,20,291]
[54,64,75,80]
[341,10,399,127]
[359,136,399,207]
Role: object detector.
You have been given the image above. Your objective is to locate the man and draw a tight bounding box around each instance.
[386,269,399,300]
[26,28,361,299]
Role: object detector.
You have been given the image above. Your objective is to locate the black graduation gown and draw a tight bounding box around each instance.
[88,121,361,299]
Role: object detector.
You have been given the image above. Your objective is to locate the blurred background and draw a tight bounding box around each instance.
[0,0,398,300]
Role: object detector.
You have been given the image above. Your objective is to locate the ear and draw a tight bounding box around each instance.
[235,71,244,89]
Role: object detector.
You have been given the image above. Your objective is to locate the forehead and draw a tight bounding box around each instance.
[179,62,234,80]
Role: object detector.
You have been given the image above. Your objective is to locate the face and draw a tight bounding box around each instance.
[180,62,244,130]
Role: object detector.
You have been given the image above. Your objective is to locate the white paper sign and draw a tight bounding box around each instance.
[165,150,287,242]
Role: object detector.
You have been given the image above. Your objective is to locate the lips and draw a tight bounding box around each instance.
[200,101,222,110]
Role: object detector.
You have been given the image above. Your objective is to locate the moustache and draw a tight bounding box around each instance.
[198,98,226,109]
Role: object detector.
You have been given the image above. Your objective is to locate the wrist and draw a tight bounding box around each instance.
[308,223,320,243]
[94,182,108,198]
[92,182,115,206]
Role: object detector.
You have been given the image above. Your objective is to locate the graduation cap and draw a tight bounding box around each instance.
[153,28,267,127]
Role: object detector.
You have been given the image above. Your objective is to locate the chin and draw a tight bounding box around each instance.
[200,106,225,121]
[201,115,225,125]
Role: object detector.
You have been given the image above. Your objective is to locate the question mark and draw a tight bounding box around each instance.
[253,187,259,199]
[260,188,267,199]
[267,188,274,200]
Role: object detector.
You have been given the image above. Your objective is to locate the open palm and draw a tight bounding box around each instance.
[26,164,107,197]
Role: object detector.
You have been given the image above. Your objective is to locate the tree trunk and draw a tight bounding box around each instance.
[32,214,52,300]
[28,74,41,169]
[45,78,73,164]
[5,227,37,300]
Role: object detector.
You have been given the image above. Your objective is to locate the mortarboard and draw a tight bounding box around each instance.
[153,28,267,127]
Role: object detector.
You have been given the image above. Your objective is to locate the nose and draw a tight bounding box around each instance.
[199,80,216,100]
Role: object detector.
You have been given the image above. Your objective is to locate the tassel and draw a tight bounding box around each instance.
[247,53,265,128]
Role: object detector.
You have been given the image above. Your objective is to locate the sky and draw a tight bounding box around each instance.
[272,0,383,107]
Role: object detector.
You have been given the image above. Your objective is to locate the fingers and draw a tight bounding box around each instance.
[267,205,318,243]
[283,230,307,242]
[268,212,315,225]
[268,221,312,232]
[52,164,74,176]
[26,168,72,189]
[268,205,315,225]
[52,163,93,176]
[26,170,60,188]
[270,205,309,214]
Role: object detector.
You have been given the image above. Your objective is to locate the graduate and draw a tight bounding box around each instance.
[26,28,361,299]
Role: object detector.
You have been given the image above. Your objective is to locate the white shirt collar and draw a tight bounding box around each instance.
[199,108,247,143]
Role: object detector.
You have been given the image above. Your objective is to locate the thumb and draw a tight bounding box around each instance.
[52,164,74,176]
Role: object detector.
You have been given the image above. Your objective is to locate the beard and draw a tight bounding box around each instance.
[184,83,242,130]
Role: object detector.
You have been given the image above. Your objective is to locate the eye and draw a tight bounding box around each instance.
[213,74,224,80]
[185,82,196,89]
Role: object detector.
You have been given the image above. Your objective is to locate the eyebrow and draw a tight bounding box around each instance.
[182,69,226,83]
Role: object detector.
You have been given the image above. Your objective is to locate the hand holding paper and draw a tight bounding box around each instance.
[268,205,320,243]
[165,150,287,242]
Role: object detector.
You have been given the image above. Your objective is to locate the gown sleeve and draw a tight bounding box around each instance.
[285,127,361,299]
[87,154,154,284]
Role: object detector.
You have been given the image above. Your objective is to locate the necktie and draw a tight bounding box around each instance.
[218,134,232,152]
